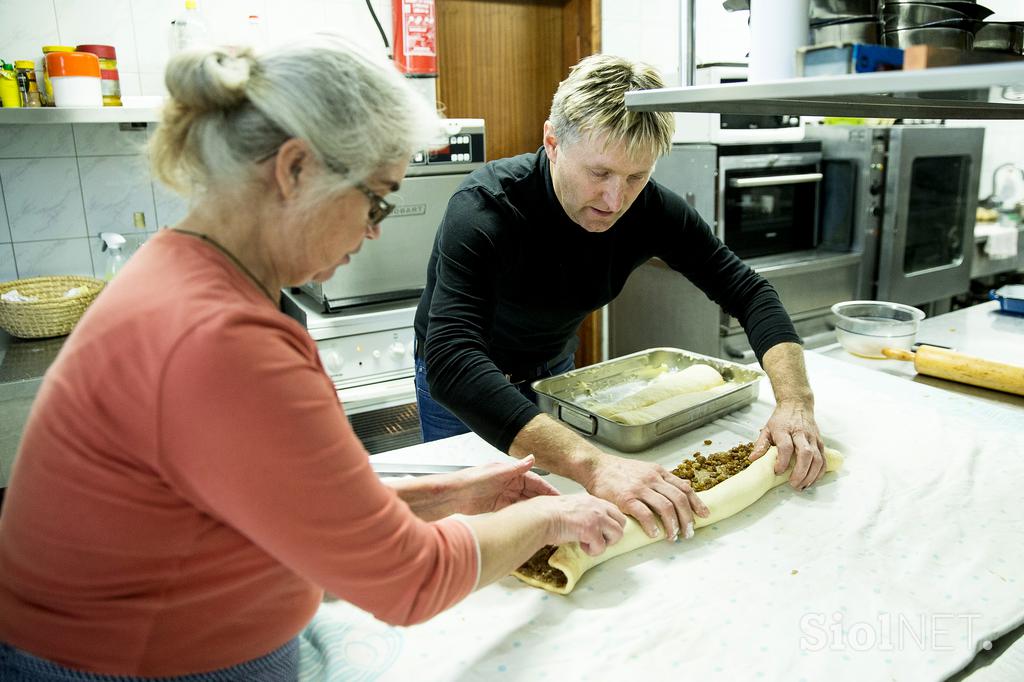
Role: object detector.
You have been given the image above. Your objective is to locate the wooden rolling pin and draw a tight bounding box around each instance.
[881,345,1024,397]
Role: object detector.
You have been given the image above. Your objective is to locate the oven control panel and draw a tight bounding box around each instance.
[316,327,416,389]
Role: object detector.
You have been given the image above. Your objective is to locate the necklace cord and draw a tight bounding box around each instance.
[173,229,279,304]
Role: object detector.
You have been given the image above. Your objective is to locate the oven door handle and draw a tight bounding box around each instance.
[728,172,823,188]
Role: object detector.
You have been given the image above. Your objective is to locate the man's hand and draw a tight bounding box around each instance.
[752,342,825,490]
[452,455,560,515]
[749,399,825,489]
[582,453,709,541]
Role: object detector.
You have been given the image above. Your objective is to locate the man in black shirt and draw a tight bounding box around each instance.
[414,55,825,544]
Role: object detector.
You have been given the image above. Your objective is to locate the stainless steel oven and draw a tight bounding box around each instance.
[284,119,485,453]
[302,119,485,311]
[716,141,824,259]
[808,125,984,307]
[610,142,860,365]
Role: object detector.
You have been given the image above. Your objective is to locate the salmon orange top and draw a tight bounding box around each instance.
[0,229,478,676]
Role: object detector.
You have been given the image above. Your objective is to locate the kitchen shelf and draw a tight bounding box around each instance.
[0,106,161,124]
[625,61,1024,119]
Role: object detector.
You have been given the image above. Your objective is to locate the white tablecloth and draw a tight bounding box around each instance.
[299,353,1024,681]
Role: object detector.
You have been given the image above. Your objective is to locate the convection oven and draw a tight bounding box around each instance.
[808,124,985,307]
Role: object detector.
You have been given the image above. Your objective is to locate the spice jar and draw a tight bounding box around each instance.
[14,60,41,107]
[76,45,121,107]
[38,45,75,107]
[45,51,102,108]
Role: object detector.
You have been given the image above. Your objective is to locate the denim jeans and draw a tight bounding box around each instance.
[415,351,575,442]
[0,638,298,682]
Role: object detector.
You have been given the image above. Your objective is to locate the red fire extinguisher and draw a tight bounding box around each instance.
[391,0,438,77]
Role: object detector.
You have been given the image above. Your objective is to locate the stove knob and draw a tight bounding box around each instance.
[389,341,406,356]
[372,349,382,360]
[319,349,344,374]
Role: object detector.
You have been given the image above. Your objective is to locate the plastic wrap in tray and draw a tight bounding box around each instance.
[531,347,764,453]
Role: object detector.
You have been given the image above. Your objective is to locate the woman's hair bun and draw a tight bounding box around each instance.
[164,46,256,113]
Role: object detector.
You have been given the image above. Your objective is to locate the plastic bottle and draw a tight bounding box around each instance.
[245,14,267,52]
[100,232,128,280]
[0,62,21,108]
[170,0,210,54]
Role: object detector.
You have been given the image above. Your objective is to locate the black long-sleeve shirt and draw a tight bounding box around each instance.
[414,148,800,452]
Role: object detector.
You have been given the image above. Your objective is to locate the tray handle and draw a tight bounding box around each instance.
[557,403,598,436]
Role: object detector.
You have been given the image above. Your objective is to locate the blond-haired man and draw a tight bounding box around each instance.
[414,54,826,542]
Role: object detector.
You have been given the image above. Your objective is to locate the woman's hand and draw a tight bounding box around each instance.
[452,455,560,515]
[527,493,628,556]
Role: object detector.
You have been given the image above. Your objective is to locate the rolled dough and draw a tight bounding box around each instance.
[591,364,727,421]
[512,446,844,594]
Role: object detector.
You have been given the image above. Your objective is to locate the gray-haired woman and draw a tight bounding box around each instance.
[0,34,625,681]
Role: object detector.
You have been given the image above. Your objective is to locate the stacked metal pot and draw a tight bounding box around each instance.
[880,1,994,51]
[809,0,883,46]
[804,0,1022,55]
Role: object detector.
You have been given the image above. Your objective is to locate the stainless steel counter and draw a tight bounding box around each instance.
[815,300,1024,410]
[0,330,66,487]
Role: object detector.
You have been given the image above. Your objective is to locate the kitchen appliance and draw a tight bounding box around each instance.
[609,143,862,364]
[531,348,763,453]
[807,124,984,307]
[717,140,823,259]
[673,64,804,143]
[284,119,485,454]
[301,119,484,311]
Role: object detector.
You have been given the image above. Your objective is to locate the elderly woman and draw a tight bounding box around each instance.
[0,35,625,681]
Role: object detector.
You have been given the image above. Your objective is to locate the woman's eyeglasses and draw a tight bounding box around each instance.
[257,145,395,224]
[355,183,396,225]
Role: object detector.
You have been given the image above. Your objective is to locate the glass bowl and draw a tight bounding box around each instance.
[831,300,926,358]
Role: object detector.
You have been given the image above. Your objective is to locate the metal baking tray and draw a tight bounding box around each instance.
[531,347,764,453]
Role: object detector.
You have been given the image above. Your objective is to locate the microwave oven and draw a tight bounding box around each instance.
[673,64,804,144]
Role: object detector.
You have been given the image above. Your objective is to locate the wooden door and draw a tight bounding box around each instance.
[435,0,604,367]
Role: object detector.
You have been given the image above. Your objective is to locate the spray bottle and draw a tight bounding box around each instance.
[100,232,128,280]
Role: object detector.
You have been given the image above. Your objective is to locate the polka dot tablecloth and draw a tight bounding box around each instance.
[300,353,1024,681]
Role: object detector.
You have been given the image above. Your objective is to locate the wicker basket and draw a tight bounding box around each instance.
[0,275,106,339]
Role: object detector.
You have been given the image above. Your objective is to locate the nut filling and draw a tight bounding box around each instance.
[515,442,756,587]
[671,441,755,492]
[517,545,568,588]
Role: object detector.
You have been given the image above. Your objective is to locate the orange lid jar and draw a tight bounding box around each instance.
[45,52,102,107]
[38,45,75,107]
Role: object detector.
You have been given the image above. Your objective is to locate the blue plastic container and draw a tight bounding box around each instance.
[990,285,1024,315]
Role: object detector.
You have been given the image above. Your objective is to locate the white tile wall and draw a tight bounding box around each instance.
[72,123,148,156]
[0,158,87,242]
[0,180,10,243]
[602,0,680,85]
[0,2,61,61]
[53,0,140,72]
[0,244,15,281]
[0,125,75,159]
[78,155,157,236]
[13,238,94,278]
[152,181,188,229]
